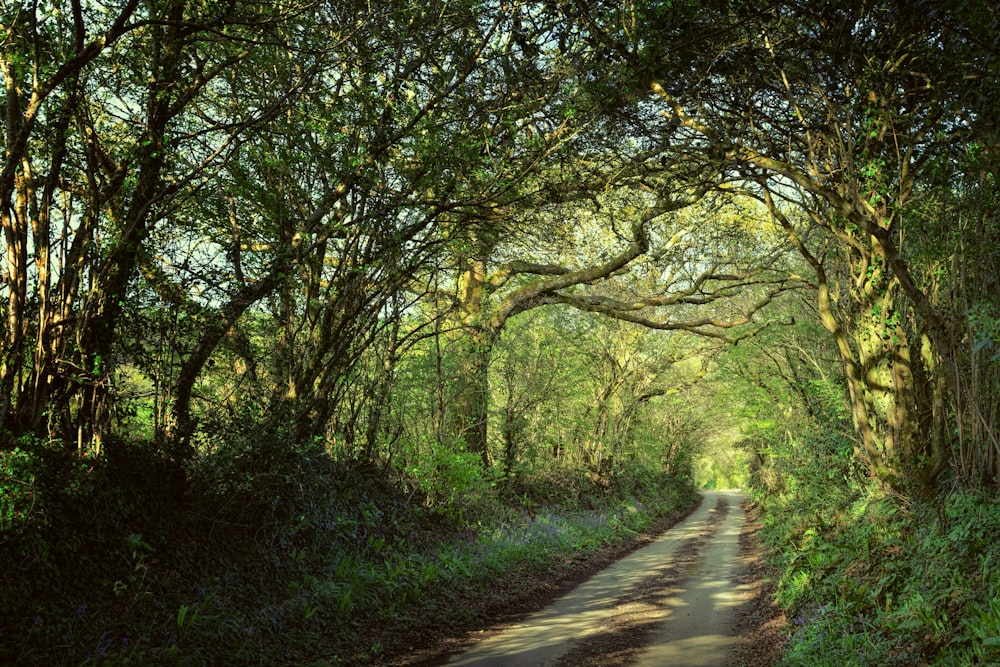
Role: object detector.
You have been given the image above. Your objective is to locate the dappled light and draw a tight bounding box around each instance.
[449,492,747,666]
[2,1,998,664]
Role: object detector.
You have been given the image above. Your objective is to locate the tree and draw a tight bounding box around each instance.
[0,1,317,451]
[199,0,609,455]
[438,175,794,465]
[716,293,859,497]
[570,0,1000,492]
[491,311,581,477]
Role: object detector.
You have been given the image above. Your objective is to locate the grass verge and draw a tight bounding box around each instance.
[1,437,698,666]
[755,481,1000,666]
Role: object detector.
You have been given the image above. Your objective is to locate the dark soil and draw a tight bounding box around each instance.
[726,501,788,667]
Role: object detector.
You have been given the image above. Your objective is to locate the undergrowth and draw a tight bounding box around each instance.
[1,430,696,665]
[753,443,1000,666]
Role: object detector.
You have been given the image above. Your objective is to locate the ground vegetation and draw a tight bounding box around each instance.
[2,1,999,664]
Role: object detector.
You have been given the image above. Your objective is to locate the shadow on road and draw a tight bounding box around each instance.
[446,491,749,667]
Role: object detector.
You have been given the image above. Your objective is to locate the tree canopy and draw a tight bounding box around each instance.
[4,3,1000,664]
[2,0,997,495]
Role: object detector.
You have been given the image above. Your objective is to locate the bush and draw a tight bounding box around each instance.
[753,436,1000,667]
[395,436,497,526]
[2,420,700,665]
[0,435,181,664]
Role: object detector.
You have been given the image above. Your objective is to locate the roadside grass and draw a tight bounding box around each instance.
[754,476,1000,666]
[1,435,697,666]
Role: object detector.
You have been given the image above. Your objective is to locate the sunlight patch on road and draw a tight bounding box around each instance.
[448,492,748,667]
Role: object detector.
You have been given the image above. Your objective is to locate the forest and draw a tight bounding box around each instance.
[1,1,998,664]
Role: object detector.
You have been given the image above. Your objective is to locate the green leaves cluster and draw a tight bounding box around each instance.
[759,479,1000,666]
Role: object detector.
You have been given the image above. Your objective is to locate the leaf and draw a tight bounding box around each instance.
[973,337,993,355]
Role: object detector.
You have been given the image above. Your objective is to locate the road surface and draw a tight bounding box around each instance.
[446,491,750,667]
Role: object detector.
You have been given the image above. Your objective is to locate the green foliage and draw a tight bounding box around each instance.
[398,436,495,525]
[0,436,180,664]
[761,484,1000,666]
[720,288,1000,665]
[0,445,39,535]
[968,302,1000,360]
[1,422,697,665]
[3,1,997,666]
[750,413,1000,666]
[694,447,749,490]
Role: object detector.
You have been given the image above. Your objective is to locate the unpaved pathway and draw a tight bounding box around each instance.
[446,491,751,666]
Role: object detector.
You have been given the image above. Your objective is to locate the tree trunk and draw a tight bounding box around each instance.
[448,245,494,466]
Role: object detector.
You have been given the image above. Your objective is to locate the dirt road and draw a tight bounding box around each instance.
[446,491,750,667]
